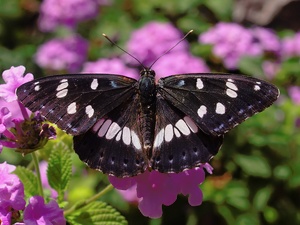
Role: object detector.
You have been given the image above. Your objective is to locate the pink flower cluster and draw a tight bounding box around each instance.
[199,22,281,70]
[35,35,88,73]
[0,66,56,153]
[0,162,65,225]
[110,164,213,218]
[38,0,109,32]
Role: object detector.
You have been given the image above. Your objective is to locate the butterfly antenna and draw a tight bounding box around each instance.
[149,29,193,69]
[102,33,146,69]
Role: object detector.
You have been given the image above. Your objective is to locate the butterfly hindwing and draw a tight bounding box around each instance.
[17,74,137,135]
[151,95,223,173]
[73,94,148,177]
[158,73,279,136]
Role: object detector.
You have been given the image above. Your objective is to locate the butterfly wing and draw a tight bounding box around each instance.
[157,73,279,136]
[17,74,137,135]
[73,94,148,177]
[151,95,223,173]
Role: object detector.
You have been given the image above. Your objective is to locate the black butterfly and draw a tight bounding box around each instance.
[16,67,279,177]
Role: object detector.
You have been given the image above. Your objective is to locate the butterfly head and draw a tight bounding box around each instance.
[140,68,156,78]
[139,68,156,98]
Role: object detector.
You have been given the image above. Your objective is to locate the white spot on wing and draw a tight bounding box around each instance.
[106,122,121,139]
[93,119,105,132]
[122,126,131,145]
[98,119,112,137]
[85,105,94,118]
[164,124,174,142]
[34,85,40,91]
[226,89,237,98]
[174,128,181,137]
[131,130,142,150]
[56,89,68,98]
[227,79,234,82]
[197,105,207,118]
[216,102,225,114]
[254,85,260,91]
[116,131,122,141]
[175,119,190,135]
[56,81,68,91]
[67,102,76,114]
[226,81,238,91]
[91,79,98,90]
[154,128,165,147]
[196,78,204,89]
[184,116,198,133]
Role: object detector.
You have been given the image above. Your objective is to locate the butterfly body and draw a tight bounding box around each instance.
[17,69,279,177]
[137,69,157,155]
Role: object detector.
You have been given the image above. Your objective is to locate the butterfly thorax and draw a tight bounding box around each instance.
[138,69,156,156]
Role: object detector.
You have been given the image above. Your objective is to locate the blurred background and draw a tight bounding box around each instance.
[1,0,300,224]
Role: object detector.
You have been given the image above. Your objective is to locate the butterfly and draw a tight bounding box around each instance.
[16,66,279,177]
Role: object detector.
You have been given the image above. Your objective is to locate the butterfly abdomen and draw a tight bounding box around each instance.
[138,69,157,157]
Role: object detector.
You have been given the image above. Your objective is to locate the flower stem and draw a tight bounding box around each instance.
[31,152,44,198]
[64,184,114,216]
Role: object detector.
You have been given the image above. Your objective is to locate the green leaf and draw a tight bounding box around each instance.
[66,201,128,225]
[234,154,272,178]
[47,142,72,202]
[13,166,39,198]
[253,186,273,211]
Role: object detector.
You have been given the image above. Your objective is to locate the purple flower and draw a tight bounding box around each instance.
[262,60,280,79]
[82,58,139,79]
[109,164,212,218]
[38,0,108,32]
[0,207,11,225]
[152,52,210,80]
[0,66,33,102]
[250,27,281,54]
[288,86,300,105]
[0,66,56,153]
[126,22,188,66]
[35,35,88,72]
[21,196,65,225]
[199,22,261,69]
[282,32,300,58]
[0,162,26,219]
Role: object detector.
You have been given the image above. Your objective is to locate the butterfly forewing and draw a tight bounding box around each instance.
[17,74,137,135]
[73,94,148,177]
[158,73,279,136]
[151,95,223,173]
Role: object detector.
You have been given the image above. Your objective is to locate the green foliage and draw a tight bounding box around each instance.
[47,142,72,202]
[66,201,128,225]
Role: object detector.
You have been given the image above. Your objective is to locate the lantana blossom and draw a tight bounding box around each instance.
[0,66,33,102]
[199,22,278,69]
[110,164,212,218]
[0,66,56,153]
[16,196,66,225]
[0,162,26,223]
[152,51,210,80]
[38,0,109,32]
[125,22,188,66]
[82,58,139,79]
[35,35,88,73]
